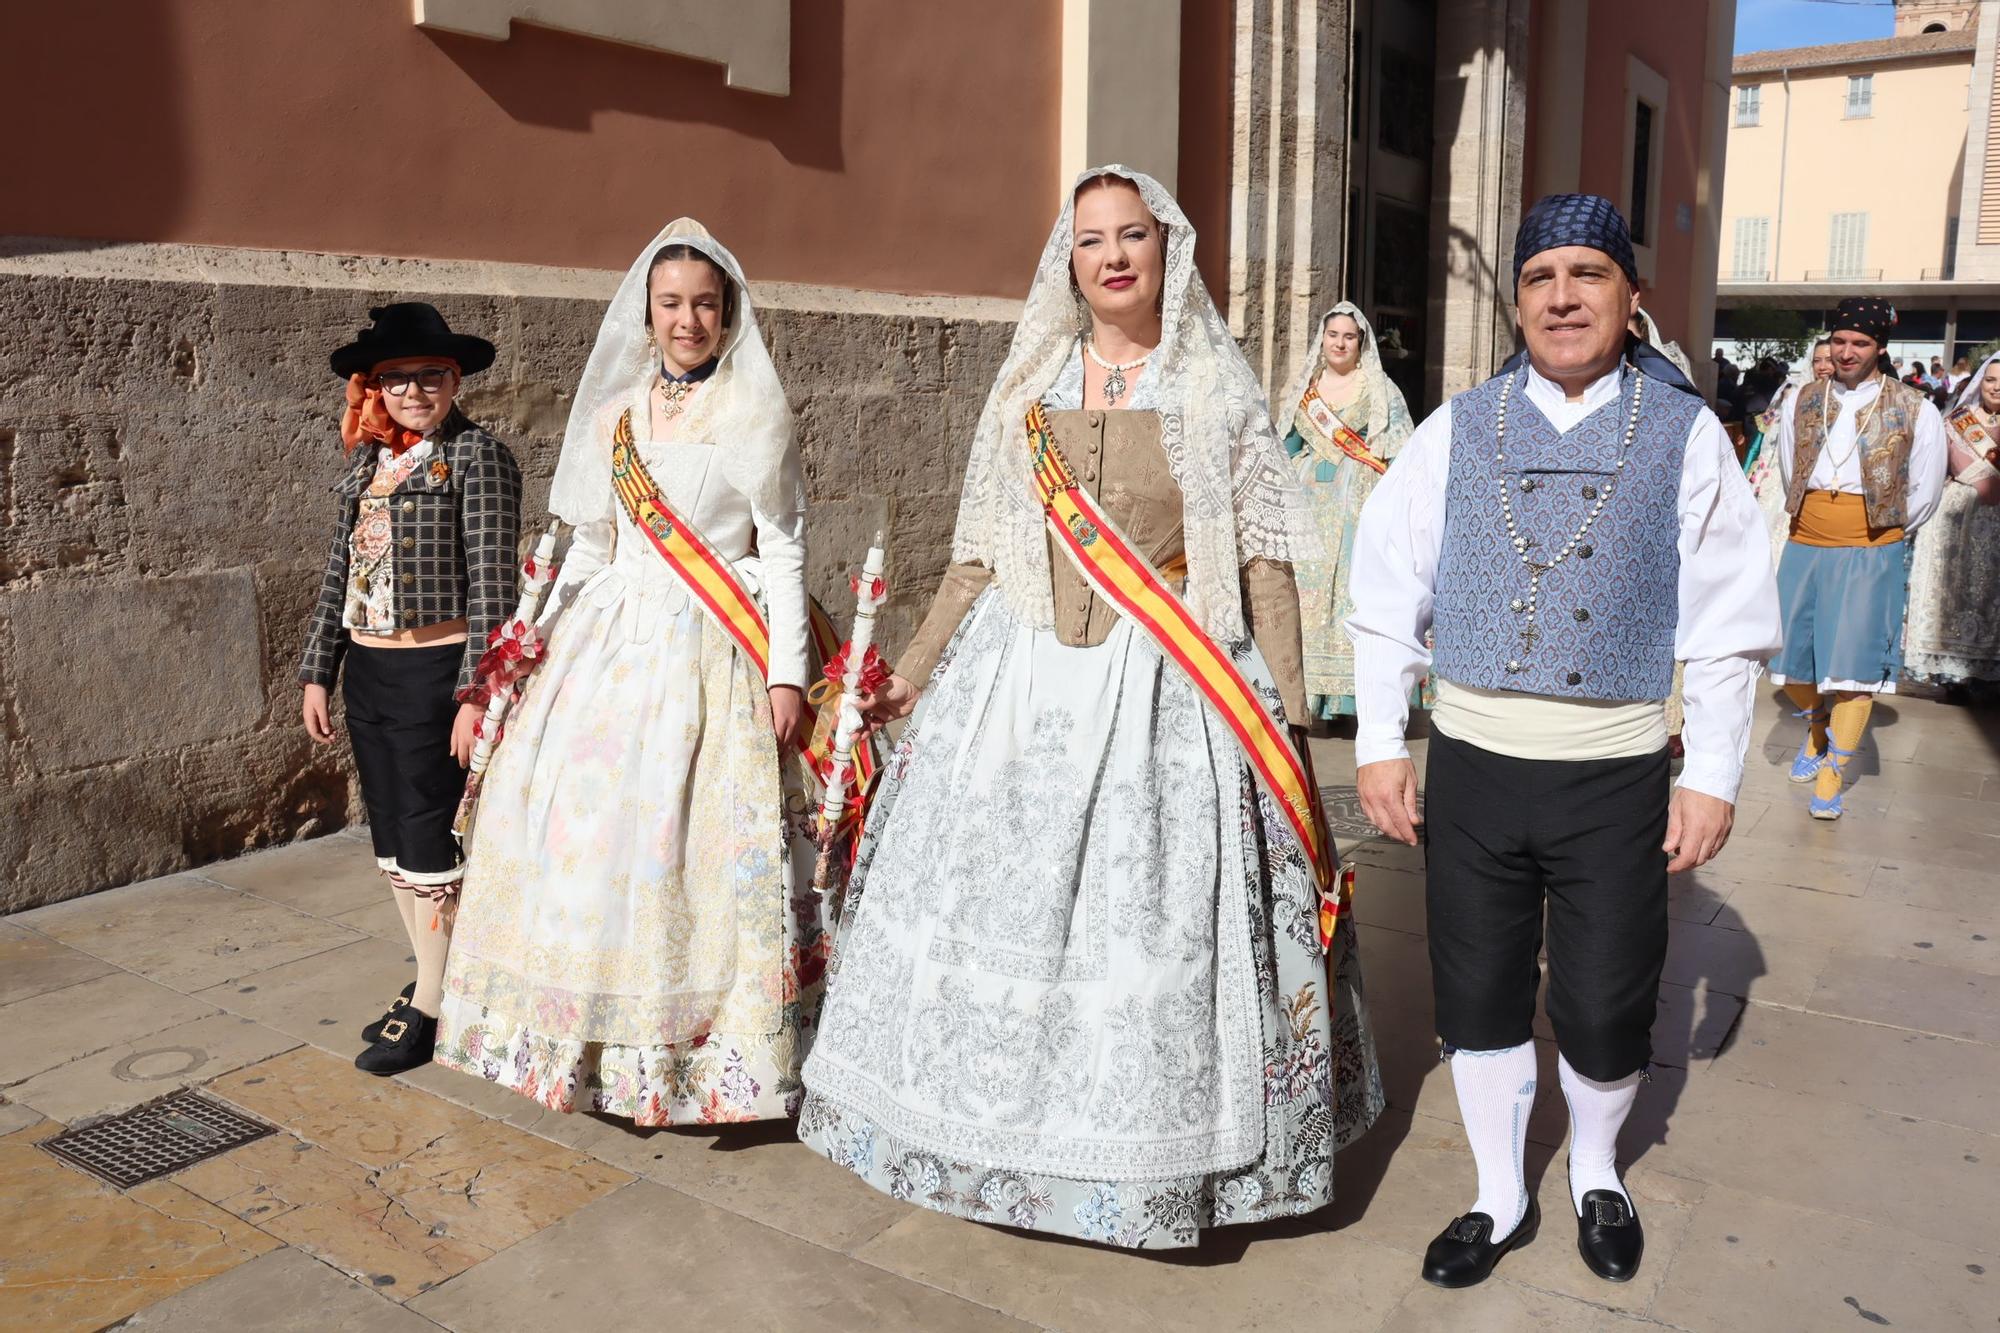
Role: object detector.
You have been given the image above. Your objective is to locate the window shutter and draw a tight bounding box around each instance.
[1732,217,1769,280]
[1830,213,1869,278]
[1981,52,2000,242]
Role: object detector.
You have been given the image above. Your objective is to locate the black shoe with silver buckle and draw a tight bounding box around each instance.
[1421,1198,1539,1289]
[355,1011,436,1076]
[360,982,416,1044]
[1575,1189,1644,1282]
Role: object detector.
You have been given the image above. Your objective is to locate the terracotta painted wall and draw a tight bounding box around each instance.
[0,1,1062,298]
[1520,0,1713,341]
[1574,0,1713,341]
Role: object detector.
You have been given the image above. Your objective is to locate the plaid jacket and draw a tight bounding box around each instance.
[298,412,523,697]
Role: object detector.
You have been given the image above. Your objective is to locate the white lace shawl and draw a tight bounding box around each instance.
[949,165,1318,642]
[549,218,802,525]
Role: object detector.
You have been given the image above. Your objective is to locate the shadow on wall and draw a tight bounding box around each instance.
[420,1,845,172]
[0,2,186,252]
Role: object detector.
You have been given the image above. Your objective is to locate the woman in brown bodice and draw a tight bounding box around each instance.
[796,167,1382,1250]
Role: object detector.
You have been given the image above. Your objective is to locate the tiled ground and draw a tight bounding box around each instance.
[1,687,1994,1331]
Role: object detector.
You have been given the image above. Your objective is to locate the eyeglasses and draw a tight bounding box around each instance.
[375,368,456,395]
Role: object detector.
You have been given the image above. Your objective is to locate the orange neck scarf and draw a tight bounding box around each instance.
[341,373,431,455]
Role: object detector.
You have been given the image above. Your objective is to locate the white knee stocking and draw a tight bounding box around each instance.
[1448,1041,1537,1238]
[1558,1052,1638,1216]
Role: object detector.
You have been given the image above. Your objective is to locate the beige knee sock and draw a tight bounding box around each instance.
[410,898,456,1019]
[1782,682,1827,753]
[390,882,420,952]
[1815,694,1874,800]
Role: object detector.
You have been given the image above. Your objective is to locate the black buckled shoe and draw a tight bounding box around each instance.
[1422,1198,1539,1289]
[360,982,416,1044]
[1575,1189,1643,1282]
[355,1011,436,1076]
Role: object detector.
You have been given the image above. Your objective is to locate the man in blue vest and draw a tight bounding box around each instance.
[1347,195,1781,1289]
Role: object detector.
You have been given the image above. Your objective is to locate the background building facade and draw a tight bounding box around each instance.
[1716,1,2000,368]
[0,0,1731,908]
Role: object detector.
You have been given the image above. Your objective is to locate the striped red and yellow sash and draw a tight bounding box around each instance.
[1026,403,1337,907]
[609,410,875,792]
[1301,387,1387,476]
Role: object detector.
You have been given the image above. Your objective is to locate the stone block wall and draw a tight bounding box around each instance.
[0,242,1018,912]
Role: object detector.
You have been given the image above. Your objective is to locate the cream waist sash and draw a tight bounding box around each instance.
[1431,679,1667,761]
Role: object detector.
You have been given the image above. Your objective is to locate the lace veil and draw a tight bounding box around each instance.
[1634,307,1694,380]
[1951,350,2000,414]
[549,218,801,525]
[949,165,1317,642]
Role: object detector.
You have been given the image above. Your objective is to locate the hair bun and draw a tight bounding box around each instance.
[367,306,387,321]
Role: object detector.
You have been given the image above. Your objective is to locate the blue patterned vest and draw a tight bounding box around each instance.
[1432,368,1697,701]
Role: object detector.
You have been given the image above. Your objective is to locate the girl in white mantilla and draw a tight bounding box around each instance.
[798,167,1383,1250]
[436,220,831,1125]
[1276,302,1418,721]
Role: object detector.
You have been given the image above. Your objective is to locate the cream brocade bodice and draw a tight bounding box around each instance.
[549,433,811,687]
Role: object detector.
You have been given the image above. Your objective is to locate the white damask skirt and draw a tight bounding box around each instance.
[436,570,827,1125]
[798,590,1382,1249]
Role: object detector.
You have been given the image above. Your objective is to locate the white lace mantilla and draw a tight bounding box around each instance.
[949,166,1318,643]
[549,218,802,526]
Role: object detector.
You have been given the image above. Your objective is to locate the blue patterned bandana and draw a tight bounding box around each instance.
[1514,194,1638,288]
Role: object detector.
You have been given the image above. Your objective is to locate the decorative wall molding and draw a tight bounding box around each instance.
[413,0,790,95]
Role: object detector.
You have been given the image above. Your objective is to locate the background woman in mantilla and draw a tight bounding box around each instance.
[1276,302,1419,723]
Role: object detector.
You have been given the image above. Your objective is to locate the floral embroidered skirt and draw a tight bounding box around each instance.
[798,591,1383,1249]
[1905,480,2000,685]
[437,573,828,1125]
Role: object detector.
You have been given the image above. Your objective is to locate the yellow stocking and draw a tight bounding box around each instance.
[1815,693,1874,800]
[1782,682,1828,754]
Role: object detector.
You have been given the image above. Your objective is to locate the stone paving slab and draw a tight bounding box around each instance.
[2,1011,298,1124]
[0,1122,278,1330]
[407,1180,1039,1332]
[115,1246,439,1331]
[0,686,1993,1330]
[0,922,120,1007]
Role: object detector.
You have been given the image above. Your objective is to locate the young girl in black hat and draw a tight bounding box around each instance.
[299,302,523,1074]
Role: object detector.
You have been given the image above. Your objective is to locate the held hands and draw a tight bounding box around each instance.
[302,684,336,744]
[769,684,806,750]
[1664,787,1734,874]
[1356,758,1422,846]
[450,702,483,768]
[854,673,921,732]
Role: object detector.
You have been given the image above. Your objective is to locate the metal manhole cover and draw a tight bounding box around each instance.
[1320,784,1424,841]
[38,1088,275,1189]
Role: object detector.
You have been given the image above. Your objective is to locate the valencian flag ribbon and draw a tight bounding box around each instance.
[1301,387,1387,476]
[1026,403,1343,943]
[611,410,877,795]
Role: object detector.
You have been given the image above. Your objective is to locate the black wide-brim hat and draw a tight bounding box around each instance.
[329,302,496,379]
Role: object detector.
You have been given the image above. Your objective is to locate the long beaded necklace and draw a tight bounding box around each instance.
[1817,375,1881,474]
[1493,365,1645,672]
[1085,339,1152,406]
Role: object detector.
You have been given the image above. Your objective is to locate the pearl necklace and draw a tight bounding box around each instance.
[1493,366,1644,673]
[1085,339,1152,406]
